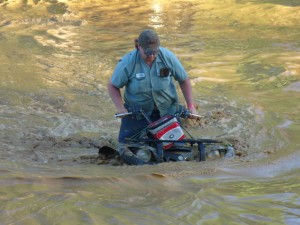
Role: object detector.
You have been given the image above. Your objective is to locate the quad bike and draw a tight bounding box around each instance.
[99,106,235,165]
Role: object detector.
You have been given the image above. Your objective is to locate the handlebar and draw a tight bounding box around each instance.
[187,113,203,119]
[114,112,133,118]
[114,108,202,119]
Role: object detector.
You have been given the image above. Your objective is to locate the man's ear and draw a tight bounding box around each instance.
[134,39,139,49]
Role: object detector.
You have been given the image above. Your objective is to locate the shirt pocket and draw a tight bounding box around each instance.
[127,76,148,94]
[152,75,171,91]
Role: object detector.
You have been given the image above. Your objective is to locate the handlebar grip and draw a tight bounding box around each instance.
[114,112,133,118]
[189,113,203,119]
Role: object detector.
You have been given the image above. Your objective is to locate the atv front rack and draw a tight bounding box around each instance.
[125,138,221,162]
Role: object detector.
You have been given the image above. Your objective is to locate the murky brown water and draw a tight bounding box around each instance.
[1,0,300,224]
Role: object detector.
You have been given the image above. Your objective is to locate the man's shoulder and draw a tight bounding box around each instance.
[119,49,138,64]
[159,47,173,55]
[114,49,139,76]
[159,47,177,60]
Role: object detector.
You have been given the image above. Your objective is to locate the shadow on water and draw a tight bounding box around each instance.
[236,0,300,6]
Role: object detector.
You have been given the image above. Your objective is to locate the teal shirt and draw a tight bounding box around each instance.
[111,47,188,117]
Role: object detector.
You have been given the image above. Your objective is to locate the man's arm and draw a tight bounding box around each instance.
[107,80,128,114]
[179,78,198,115]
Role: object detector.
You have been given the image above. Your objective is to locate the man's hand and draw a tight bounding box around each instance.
[188,104,200,119]
[116,106,128,115]
[115,107,129,118]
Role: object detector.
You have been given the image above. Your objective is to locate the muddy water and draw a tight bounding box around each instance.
[0,0,300,224]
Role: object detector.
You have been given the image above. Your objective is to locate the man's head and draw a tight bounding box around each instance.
[138,29,160,57]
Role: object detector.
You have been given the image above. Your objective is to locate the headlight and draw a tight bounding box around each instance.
[177,155,184,161]
[206,150,220,159]
[136,148,152,162]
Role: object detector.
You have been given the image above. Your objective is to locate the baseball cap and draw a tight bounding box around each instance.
[138,29,160,56]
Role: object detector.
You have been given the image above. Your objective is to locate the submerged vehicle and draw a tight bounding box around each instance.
[99,106,235,165]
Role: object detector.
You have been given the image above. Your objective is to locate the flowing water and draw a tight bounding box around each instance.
[1,0,300,224]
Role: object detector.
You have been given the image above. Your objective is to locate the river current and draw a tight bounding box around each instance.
[0,0,300,224]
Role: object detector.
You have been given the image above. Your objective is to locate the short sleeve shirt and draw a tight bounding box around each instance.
[111,47,188,116]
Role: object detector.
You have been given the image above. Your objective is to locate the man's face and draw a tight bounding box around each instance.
[139,46,158,63]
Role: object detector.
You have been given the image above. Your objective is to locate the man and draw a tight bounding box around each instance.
[108,29,198,146]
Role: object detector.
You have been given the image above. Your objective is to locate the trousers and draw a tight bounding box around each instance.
[118,110,161,143]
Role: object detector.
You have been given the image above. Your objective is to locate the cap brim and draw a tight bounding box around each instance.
[144,47,159,56]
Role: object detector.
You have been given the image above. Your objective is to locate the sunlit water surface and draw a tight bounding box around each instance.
[0,0,300,224]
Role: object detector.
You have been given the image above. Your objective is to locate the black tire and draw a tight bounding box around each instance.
[199,143,206,161]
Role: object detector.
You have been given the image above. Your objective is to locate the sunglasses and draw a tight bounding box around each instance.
[143,48,159,57]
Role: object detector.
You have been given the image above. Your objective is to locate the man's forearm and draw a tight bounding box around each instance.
[107,81,127,113]
[179,78,195,106]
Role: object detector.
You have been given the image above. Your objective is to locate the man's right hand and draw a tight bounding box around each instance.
[115,107,129,118]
